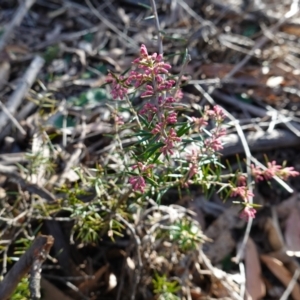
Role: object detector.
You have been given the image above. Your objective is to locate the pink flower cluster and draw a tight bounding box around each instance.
[114,114,124,126]
[182,149,200,187]
[133,45,182,157]
[160,128,181,156]
[106,74,128,100]
[231,161,299,220]
[230,185,257,221]
[129,176,146,193]
[240,206,256,220]
[251,161,299,181]
[191,106,226,152]
[108,44,183,157]
[129,162,154,193]
[107,44,185,193]
[178,105,227,189]
[231,186,254,202]
[207,105,226,124]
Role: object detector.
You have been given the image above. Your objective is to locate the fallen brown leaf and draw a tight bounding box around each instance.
[0,51,10,90]
[276,193,298,219]
[245,238,266,300]
[263,217,284,251]
[260,255,300,300]
[285,207,300,256]
[41,278,73,300]
[78,264,109,293]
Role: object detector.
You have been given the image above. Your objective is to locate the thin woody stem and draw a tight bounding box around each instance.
[149,0,164,120]
[149,0,163,55]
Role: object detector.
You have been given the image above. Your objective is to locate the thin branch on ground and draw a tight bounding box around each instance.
[223,0,300,79]
[149,0,163,55]
[0,56,45,134]
[0,0,36,52]
[0,164,56,202]
[116,214,142,300]
[0,101,26,136]
[0,235,54,300]
[221,130,300,158]
[84,0,139,50]
[280,268,300,300]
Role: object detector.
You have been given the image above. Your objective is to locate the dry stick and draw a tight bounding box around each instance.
[177,0,210,25]
[78,264,109,293]
[149,0,165,120]
[84,0,138,50]
[0,0,36,52]
[212,90,266,118]
[280,268,300,300]
[44,220,84,281]
[213,90,300,137]
[0,56,45,132]
[0,235,54,300]
[0,101,26,136]
[149,0,163,55]
[199,249,243,300]
[0,100,37,143]
[221,130,295,156]
[0,164,56,202]
[58,114,87,185]
[33,24,103,51]
[116,214,142,300]
[238,262,246,299]
[29,248,51,299]
[266,104,300,137]
[223,1,299,80]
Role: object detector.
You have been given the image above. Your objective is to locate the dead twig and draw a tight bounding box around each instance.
[223,0,300,79]
[0,164,56,202]
[84,0,138,50]
[40,278,73,300]
[116,214,142,300]
[149,0,163,55]
[45,220,85,281]
[0,101,37,142]
[280,268,300,300]
[58,115,87,185]
[213,90,300,136]
[0,101,26,136]
[0,0,36,52]
[0,235,54,300]
[0,56,45,133]
[221,129,300,157]
[199,249,243,300]
[78,264,109,294]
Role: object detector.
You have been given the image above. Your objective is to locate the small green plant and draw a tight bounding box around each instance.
[152,273,180,300]
[168,218,204,251]
[10,276,30,300]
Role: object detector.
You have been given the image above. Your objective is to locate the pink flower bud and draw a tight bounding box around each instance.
[140,44,148,57]
[240,206,256,221]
